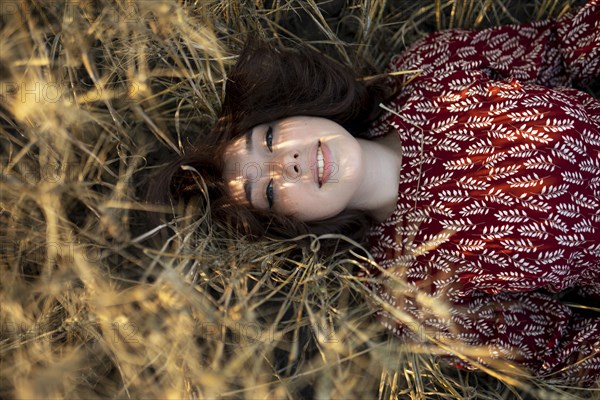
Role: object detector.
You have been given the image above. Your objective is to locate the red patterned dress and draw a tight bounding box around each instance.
[365,0,600,385]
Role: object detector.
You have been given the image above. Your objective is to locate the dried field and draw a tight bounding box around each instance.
[1,0,598,398]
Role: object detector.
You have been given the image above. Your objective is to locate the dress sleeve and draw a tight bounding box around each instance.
[374,277,600,385]
[450,290,600,385]
[388,0,599,88]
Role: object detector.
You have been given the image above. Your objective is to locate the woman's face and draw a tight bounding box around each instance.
[222,116,364,221]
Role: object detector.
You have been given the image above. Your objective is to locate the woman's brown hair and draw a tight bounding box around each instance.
[147,38,390,243]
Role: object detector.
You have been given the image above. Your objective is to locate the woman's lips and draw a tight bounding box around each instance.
[320,141,333,185]
[311,140,333,188]
[310,140,334,188]
[310,142,319,186]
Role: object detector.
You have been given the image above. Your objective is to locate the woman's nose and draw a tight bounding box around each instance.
[272,151,301,181]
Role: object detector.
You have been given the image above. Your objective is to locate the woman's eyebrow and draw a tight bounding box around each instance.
[245,129,253,152]
[243,129,254,207]
[244,179,254,207]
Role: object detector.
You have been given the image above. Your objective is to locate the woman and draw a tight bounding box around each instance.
[150,0,600,385]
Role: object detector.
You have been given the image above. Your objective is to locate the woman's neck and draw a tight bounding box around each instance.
[348,131,402,222]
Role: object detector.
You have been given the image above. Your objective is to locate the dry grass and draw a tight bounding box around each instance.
[1,0,598,398]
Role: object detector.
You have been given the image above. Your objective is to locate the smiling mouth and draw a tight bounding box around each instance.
[317,140,324,188]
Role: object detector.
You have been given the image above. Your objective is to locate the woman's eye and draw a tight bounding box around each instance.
[265,126,273,152]
[266,178,274,209]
